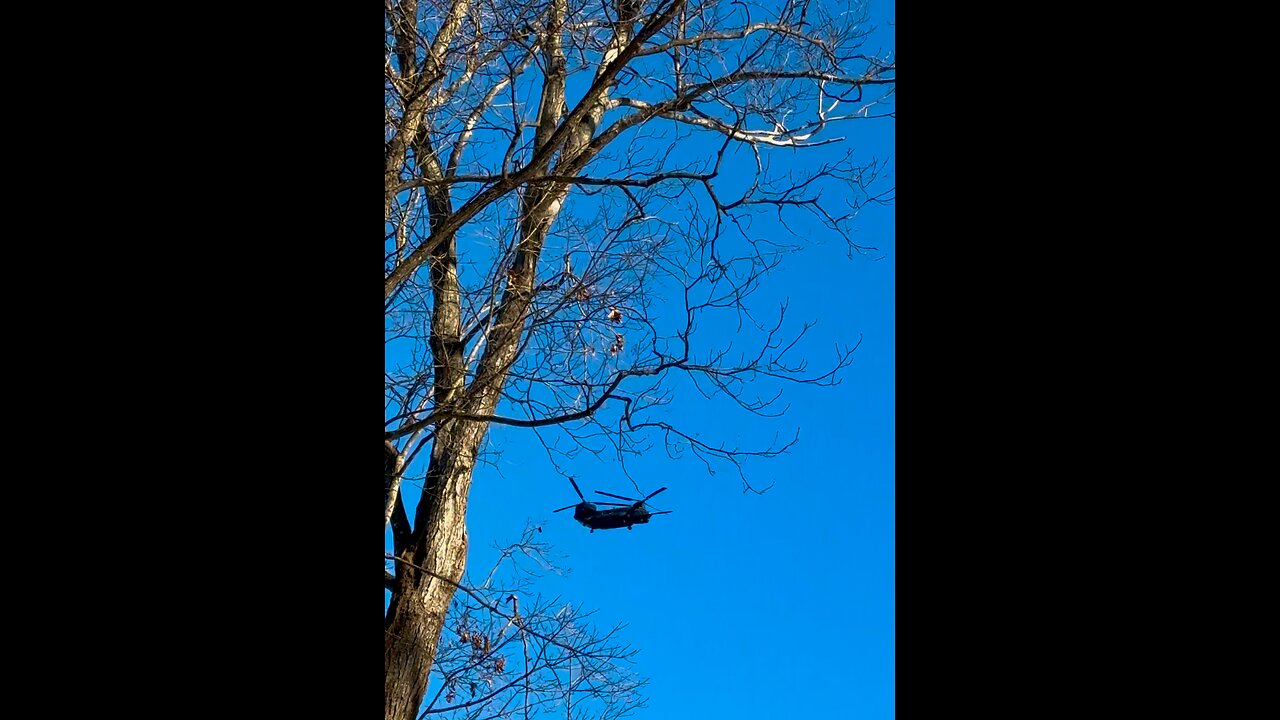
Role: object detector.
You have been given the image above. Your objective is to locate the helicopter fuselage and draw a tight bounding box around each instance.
[572,503,653,531]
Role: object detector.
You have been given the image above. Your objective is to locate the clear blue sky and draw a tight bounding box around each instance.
[388,1,893,716]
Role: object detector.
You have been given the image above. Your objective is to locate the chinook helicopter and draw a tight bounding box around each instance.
[553,478,672,532]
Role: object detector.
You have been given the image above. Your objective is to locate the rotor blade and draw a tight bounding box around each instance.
[568,477,585,502]
[553,505,578,513]
[647,510,673,515]
[642,487,668,502]
[596,490,639,502]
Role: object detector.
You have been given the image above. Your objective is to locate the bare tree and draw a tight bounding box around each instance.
[388,527,647,720]
[384,0,894,717]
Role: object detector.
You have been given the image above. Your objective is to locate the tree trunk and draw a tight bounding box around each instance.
[384,576,454,720]
[384,422,480,720]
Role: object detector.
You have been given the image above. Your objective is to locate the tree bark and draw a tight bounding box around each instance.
[384,578,452,720]
[384,419,483,720]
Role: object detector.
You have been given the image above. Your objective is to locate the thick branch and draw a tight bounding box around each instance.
[389,350,689,440]
[397,169,715,191]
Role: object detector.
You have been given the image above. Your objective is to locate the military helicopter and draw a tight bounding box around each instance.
[553,478,672,532]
